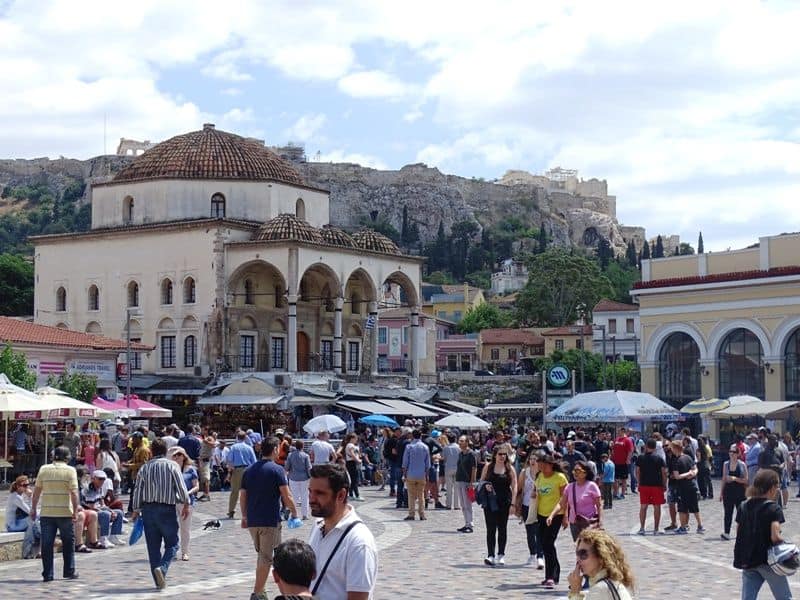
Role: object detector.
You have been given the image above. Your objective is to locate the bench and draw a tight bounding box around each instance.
[0,531,24,562]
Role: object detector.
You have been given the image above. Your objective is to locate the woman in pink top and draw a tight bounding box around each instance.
[82,433,97,471]
[547,459,602,541]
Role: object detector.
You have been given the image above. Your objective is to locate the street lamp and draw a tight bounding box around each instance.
[126,307,142,407]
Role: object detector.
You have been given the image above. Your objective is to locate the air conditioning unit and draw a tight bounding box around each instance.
[194,365,210,377]
[327,380,342,393]
[406,377,418,390]
[274,374,292,388]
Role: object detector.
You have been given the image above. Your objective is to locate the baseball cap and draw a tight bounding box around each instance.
[92,470,107,479]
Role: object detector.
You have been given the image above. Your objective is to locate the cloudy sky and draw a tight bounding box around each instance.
[1,0,798,251]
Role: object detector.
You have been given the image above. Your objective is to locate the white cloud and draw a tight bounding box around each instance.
[283,114,327,143]
[314,150,388,170]
[338,70,414,99]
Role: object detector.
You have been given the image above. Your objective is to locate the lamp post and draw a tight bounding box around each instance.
[126,307,142,407]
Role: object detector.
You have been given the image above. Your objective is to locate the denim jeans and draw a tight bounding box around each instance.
[390,464,402,497]
[40,516,75,580]
[741,565,792,600]
[6,515,29,532]
[97,509,124,537]
[141,503,179,584]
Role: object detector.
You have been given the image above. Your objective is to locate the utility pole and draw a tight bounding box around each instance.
[611,336,617,390]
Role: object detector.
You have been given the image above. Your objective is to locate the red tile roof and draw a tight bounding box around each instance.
[593,299,639,313]
[480,328,544,345]
[541,325,593,336]
[0,317,153,351]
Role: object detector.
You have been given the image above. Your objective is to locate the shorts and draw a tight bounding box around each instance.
[198,460,211,483]
[639,485,665,506]
[667,486,679,504]
[249,525,281,566]
[676,486,700,515]
[428,466,438,483]
[614,464,629,479]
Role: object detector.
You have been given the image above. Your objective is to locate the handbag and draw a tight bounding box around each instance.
[571,483,599,534]
[467,485,476,503]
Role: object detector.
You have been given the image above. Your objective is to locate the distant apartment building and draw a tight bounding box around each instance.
[436,334,479,372]
[491,258,529,295]
[421,283,485,323]
[591,299,640,362]
[541,324,593,355]
[478,328,545,372]
[376,308,455,376]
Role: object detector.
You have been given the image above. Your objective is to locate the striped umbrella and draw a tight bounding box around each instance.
[680,397,731,414]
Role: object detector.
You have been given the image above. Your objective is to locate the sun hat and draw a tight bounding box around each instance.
[92,470,107,479]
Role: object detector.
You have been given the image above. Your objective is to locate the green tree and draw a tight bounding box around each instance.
[604,261,641,304]
[0,345,36,390]
[537,223,548,254]
[515,248,612,327]
[678,243,695,255]
[598,360,641,391]
[424,271,453,285]
[401,205,409,243]
[698,231,704,254]
[0,253,34,315]
[595,237,613,270]
[450,220,480,280]
[625,241,637,267]
[458,302,512,333]
[641,240,651,261]
[47,371,98,403]
[654,235,665,258]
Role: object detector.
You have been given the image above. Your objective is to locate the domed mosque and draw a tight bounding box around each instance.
[32,125,423,388]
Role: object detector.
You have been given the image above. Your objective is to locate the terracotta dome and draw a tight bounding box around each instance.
[320,225,357,249]
[352,229,400,254]
[112,124,304,185]
[254,214,324,244]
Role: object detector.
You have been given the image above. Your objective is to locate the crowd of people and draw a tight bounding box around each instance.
[11,416,800,599]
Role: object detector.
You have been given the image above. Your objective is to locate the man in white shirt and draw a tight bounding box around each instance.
[309,431,336,466]
[161,425,179,449]
[308,464,377,599]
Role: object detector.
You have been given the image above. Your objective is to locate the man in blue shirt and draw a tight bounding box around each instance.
[240,437,298,600]
[402,429,431,521]
[227,430,258,519]
[745,433,762,486]
[177,425,202,461]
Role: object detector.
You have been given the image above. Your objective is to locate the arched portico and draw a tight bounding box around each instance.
[645,322,708,362]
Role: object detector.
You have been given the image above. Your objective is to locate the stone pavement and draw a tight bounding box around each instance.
[0,482,798,599]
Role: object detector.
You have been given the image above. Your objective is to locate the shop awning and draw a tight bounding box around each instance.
[411,402,452,415]
[485,403,544,413]
[436,399,483,414]
[713,401,800,418]
[337,400,402,415]
[374,399,438,417]
[196,394,284,406]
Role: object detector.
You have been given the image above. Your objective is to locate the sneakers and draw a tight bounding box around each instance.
[484,556,495,566]
[496,554,505,566]
[457,525,472,533]
[537,557,545,569]
[637,528,646,535]
[181,553,189,561]
[109,535,126,546]
[95,538,114,549]
[526,555,536,566]
[653,530,664,536]
[153,566,166,589]
[249,592,268,600]
[674,527,688,535]
[697,526,706,534]
[664,524,677,531]
[435,502,447,509]
[403,515,415,521]
[720,532,731,540]
[543,579,555,589]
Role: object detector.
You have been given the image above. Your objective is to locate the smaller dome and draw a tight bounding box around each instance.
[352,229,400,255]
[320,225,357,249]
[254,214,324,244]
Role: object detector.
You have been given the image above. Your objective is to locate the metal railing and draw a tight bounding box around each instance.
[222,354,271,372]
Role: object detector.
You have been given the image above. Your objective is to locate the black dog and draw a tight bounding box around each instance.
[202,519,221,530]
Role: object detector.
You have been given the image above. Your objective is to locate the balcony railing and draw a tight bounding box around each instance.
[378,358,409,373]
[222,354,271,372]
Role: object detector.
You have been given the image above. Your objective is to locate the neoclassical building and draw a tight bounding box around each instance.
[32,125,423,382]
[632,232,800,409]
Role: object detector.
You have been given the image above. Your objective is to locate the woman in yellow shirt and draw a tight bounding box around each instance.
[536,453,568,590]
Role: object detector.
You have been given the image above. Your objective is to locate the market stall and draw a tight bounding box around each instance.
[545,390,683,429]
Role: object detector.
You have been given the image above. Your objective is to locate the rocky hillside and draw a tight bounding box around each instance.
[0,154,646,257]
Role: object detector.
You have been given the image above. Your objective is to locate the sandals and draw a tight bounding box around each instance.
[75,544,93,553]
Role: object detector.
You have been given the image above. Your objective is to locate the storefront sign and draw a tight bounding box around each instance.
[68,360,115,379]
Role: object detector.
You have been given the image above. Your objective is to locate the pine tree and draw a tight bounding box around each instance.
[642,240,651,260]
[698,231,704,254]
[401,205,409,244]
[626,240,637,267]
[654,235,664,258]
[596,237,612,270]
[538,222,547,254]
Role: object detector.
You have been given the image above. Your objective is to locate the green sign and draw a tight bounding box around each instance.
[547,364,571,388]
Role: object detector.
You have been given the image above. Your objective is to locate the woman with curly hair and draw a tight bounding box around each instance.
[568,529,635,599]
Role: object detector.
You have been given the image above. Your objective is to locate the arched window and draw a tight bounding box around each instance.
[127,281,139,307]
[719,328,764,399]
[274,285,284,308]
[56,287,67,312]
[161,279,173,305]
[211,193,226,218]
[184,335,196,367]
[296,198,306,221]
[658,332,700,409]
[786,329,800,402]
[351,292,361,316]
[88,285,99,311]
[183,277,196,304]
[244,279,255,305]
[123,196,134,224]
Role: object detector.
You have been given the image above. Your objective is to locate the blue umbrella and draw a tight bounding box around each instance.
[358,414,399,428]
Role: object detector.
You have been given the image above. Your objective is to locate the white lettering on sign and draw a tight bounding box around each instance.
[68,360,115,378]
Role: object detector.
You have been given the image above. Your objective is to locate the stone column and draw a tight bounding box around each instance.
[334,297,344,374]
[287,294,298,372]
[409,305,420,382]
[369,301,379,376]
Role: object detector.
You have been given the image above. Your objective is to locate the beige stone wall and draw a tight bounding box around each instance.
[706,248,759,274]
[767,234,800,268]
[648,254,699,280]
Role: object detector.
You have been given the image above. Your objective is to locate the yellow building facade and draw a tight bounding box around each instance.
[632,233,800,413]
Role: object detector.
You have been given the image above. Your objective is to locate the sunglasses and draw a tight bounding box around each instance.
[576,548,591,560]
[729,451,738,454]
[573,469,585,473]
[497,452,508,457]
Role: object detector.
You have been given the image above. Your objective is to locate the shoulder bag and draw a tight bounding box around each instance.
[311,520,363,595]
[572,482,599,534]
[600,577,622,600]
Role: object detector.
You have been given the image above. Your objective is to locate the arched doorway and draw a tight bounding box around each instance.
[658,332,701,409]
[297,331,310,371]
[718,328,764,398]
[786,329,800,402]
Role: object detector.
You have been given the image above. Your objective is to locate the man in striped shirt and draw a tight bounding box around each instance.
[131,438,190,590]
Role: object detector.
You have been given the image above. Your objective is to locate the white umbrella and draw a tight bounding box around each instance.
[0,374,54,463]
[434,412,491,431]
[546,390,683,423]
[303,414,347,435]
[727,395,763,406]
[35,386,111,418]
